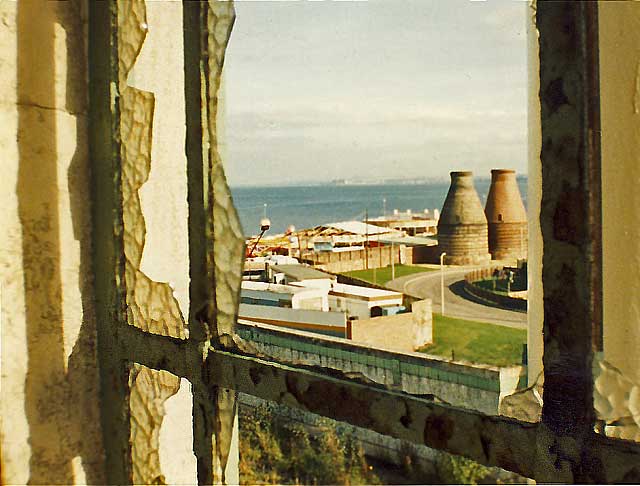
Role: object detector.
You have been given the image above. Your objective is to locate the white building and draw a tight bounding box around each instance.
[328,283,403,320]
[240,281,328,311]
[268,263,335,292]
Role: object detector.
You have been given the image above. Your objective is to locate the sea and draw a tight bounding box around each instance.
[231,178,528,237]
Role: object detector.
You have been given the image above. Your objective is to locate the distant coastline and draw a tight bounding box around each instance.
[230,174,527,190]
[231,177,528,237]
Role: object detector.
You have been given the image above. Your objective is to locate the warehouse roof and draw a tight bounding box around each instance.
[326,221,399,236]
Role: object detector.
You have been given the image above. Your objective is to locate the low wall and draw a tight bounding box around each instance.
[302,245,413,273]
[236,321,523,415]
[462,280,527,313]
[351,299,432,352]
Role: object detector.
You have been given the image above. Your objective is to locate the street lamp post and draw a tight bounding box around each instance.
[440,252,446,316]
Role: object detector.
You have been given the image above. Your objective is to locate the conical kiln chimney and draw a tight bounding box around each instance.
[484,169,527,260]
[437,171,490,265]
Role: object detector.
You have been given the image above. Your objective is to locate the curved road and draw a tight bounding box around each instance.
[387,267,527,329]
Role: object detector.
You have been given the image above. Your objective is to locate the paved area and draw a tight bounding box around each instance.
[387,267,527,329]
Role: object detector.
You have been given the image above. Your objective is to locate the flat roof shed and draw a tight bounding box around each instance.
[271,264,336,281]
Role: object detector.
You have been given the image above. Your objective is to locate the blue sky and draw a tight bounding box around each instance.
[221,0,529,186]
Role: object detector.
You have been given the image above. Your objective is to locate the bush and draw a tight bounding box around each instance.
[436,453,490,485]
[239,405,380,485]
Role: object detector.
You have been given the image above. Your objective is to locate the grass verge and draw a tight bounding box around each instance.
[419,314,526,367]
[343,264,435,287]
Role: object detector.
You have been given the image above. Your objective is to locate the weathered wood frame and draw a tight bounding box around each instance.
[88,1,640,484]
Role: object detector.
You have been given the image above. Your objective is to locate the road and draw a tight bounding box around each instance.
[387,267,527,329]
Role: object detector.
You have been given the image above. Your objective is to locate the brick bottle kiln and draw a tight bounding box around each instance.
[437,171,491,265]
[484,169,527,260]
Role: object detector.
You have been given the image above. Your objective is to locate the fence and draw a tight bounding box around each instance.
[301,245,412,273]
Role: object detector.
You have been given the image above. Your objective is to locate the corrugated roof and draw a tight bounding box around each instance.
[271,264,335,281]
[377,235,439,247]
[326,221,400,236]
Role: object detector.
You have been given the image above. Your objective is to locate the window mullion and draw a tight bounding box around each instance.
[184,1,243,484]
[88,1,133,483]
[537,2,611,483]
[538,1,599,438]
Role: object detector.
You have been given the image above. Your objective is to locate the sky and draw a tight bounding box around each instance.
[220,0,529,186]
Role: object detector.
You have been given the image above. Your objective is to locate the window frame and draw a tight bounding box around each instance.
[88,1,640,484]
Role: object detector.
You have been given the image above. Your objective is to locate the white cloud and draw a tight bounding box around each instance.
[221,0,529,185]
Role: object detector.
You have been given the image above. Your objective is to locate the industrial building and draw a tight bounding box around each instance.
[484,169,528,260]
[368,209,439,236]
[329,283,404,320]
[268,264,335,291]
[238,277,405,336]
[437,171,491,265]
[240,281,329,311]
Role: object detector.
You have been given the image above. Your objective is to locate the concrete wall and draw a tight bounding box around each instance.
[0,2,106,483]
[304,245,412,273]
[351,299,433,352]
[237,321,522,416]
[596,1,640,443]
[599,1,640,385]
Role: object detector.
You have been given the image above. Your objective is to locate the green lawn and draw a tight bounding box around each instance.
[419,314,526,367]
[343,264,435,286]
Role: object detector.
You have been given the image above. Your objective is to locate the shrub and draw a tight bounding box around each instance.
[436,453,490,485]
[239,405,380,485]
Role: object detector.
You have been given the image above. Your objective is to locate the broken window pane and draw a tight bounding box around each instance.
[118,0,190,340]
